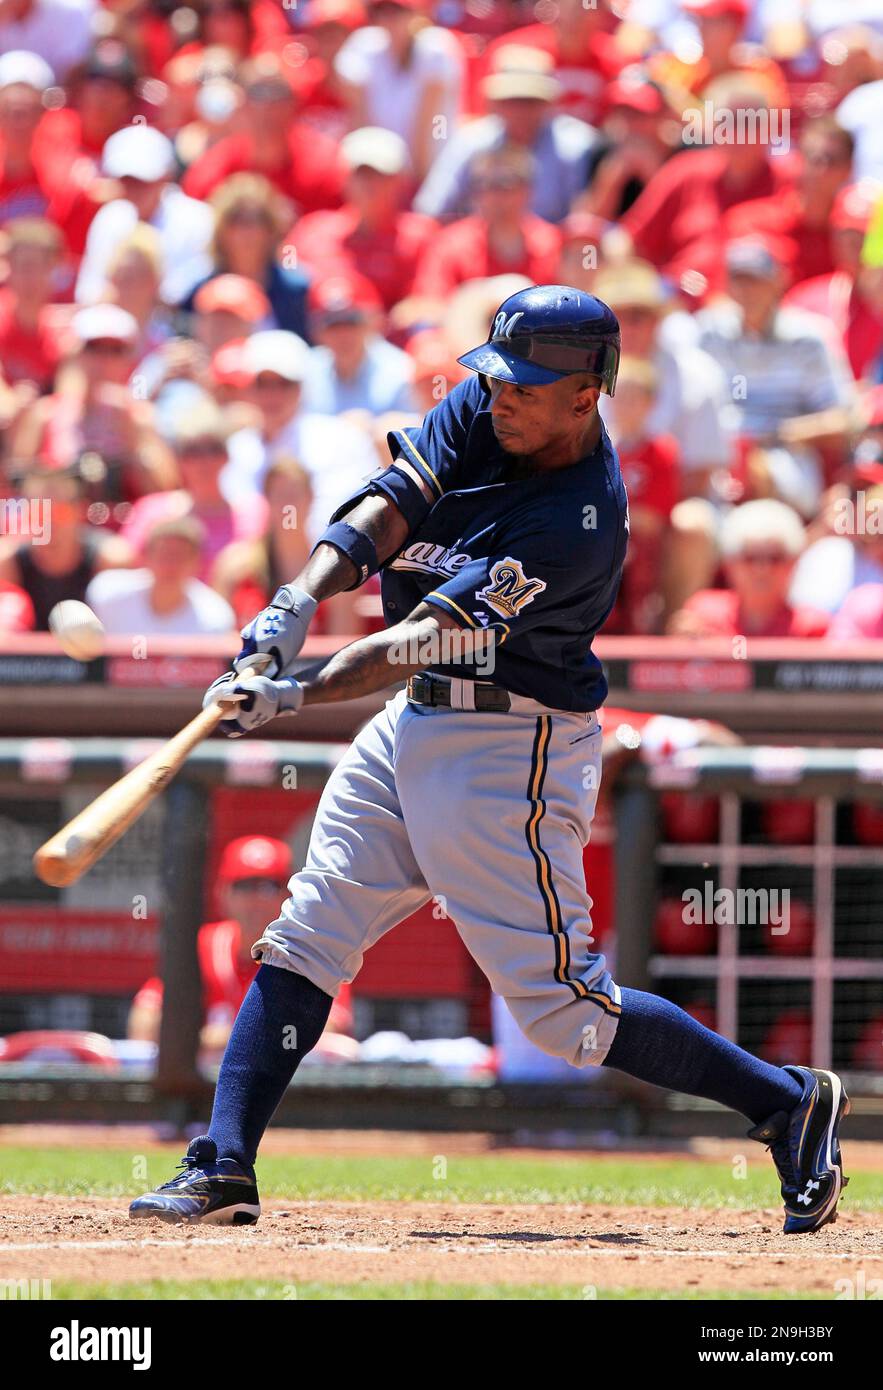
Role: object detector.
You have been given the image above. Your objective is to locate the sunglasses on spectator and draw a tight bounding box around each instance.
[83,339,130,355]
[735,549,791,566]
[616,305,658,322]
[802,148,849,169]
[245,81,291,104]
[179,438,226,457]
[474,176,528,193]
[229,876,286,893]
[226,207,272,227]
[253,373,299,389]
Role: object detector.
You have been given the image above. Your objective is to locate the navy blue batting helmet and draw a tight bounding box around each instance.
[457,284,621,396]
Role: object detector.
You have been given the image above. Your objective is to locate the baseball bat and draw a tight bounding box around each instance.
[32,659,270,888]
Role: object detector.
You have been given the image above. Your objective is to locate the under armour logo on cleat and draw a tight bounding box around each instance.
[798,1178,820,1206]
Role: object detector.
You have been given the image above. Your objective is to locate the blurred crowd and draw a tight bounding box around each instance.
[2,0,883,646]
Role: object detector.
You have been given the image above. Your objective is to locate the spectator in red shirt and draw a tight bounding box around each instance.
[0,216,63,390]
[37,40,141,178]
[132,0,292,79]
[182,56,345,217]
[288,0,366,143]
[0,579,35,632]
[649,0,790,114]
[476,0,626,127]
[158,47,246,172]
[668,499,831,638]
[11,303,176,504]
[725,117,856,290]
[180,0,289,63]
[604,356,679,635]
[191,275,271,357]
[127,834,355,1057]
[622,74,794,295]
[413,147,561,303]
[0,52,98,261]
[403,328,469,416]
[289,125,437,311]
[578,68,679,221]
[555,211,632,295]
[783,180,883,382]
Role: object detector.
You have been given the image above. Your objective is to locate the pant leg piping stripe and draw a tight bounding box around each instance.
[525,716,583,1003]
[584,990,622,1018]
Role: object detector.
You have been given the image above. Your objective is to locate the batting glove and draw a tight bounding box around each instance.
[203,671,304,738]
[235,585,318,679]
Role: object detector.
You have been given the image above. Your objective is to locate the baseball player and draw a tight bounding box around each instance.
[131,286,848,1233]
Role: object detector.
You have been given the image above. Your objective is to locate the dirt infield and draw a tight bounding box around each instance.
[2,1129,881,1296]
[3,1195,883,1294]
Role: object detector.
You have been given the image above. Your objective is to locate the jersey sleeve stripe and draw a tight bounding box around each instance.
[391,430,444,498]
[424,591,477,628]
[389,456,434,496]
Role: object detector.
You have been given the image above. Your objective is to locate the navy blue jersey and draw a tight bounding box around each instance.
[329,373,629,711]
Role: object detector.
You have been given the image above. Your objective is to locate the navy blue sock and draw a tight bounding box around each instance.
[602,987,803,1125]
[209,963,332,1171]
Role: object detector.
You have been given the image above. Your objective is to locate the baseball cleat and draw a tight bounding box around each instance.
[128,1135,261,1226]
[748,1066,849,1234]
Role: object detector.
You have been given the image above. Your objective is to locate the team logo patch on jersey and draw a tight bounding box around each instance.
[477,557,546,619]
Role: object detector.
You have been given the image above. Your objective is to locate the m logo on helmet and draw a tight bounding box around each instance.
[492,310,525,341]
[477,557,546,619]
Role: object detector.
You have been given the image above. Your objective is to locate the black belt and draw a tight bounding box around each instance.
[406,673,512,712]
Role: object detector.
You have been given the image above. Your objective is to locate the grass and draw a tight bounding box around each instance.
[2,1145,882,1211]
[4,1143,876,1301]
[44,1280,837,1301]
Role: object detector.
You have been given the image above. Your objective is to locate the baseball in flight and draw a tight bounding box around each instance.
[48,600,106,663]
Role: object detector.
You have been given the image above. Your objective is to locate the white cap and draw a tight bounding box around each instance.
[341,126,409,176]
[0,51,54,92]
[72,303,139,345]
[720,499,806,559]
[482,46,560,103]
[102,125,175,182]
[244,330,311,383]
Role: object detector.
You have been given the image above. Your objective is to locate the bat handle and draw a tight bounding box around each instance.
[208,653,274,716]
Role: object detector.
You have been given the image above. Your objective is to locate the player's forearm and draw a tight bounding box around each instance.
[291,495,411,603]
[298,607,491,705]
[297,614,439,705]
